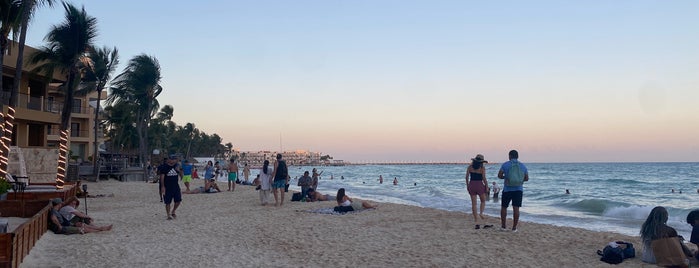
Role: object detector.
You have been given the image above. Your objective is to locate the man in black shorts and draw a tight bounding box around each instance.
[159,155,183,220]
[497,150,529,232]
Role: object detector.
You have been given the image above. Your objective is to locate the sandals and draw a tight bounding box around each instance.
[475,225,480,229]
[483,225,494,229]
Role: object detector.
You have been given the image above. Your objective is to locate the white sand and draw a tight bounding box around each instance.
[19,179,684,267]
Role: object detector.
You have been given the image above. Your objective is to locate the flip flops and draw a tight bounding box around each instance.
[483,225,494,229]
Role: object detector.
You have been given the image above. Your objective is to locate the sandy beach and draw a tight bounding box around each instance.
[19,179,685,267]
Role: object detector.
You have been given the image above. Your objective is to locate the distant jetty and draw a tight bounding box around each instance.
[345,161,477,166]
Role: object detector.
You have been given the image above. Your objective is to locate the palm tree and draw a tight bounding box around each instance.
[107,54,163,177]
[0,0,55,179]
[28,3,97,188]
[79,46,119,175]
[0,0,22,178]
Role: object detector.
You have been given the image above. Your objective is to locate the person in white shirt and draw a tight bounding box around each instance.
[492,181,501,199]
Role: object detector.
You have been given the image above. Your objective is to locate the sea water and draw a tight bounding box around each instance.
[286,162,699,237]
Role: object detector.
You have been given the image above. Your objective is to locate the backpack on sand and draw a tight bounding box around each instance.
[597,241,635,264]
[506,160,525,187]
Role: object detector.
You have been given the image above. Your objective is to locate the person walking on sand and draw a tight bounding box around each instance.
[311,168,323,190]
[160,155,183,220]
[181,160,193,192]
[228,158,239,191]
[466,154,490,229]
[272,154,289,206]
[498,150,529,232]
[243,163,251,184]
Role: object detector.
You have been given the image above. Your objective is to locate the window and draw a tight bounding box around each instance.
[28,124,44,146]
[72,99,82,113]
[70,123,80,137]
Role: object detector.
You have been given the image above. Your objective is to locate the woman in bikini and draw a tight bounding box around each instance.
[336,188,377,211]
[466,154,492,229]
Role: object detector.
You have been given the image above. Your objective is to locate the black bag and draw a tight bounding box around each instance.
[617,241,635,259]
[291,192,302,202]
[597,241,634,264]
[333,206,354,213]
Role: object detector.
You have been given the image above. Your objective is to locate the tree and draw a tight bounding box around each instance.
[79,46,119,175]
[0,0,22,178]
[108,54,163,177]
[28,3,97,188]
[0,0,55,178]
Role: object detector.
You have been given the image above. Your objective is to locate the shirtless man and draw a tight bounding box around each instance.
[228,158,239,191]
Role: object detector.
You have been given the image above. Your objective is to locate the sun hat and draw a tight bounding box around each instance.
[471,154,488,163]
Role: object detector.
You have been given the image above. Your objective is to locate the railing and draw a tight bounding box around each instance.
[71,105,90,114]
[47,127,90,138]
[0,92,63,114]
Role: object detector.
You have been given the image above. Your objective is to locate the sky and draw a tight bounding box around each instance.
[24,1,699,163]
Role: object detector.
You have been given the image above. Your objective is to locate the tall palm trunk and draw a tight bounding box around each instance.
[92,87,102,175]
[55,70,77,189]
[0,35,10,179]
[139,101,151,179]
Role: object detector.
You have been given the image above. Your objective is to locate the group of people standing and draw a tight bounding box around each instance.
[465,149,529,231]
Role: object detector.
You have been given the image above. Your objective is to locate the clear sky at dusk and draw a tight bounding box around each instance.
[25,1,699,163]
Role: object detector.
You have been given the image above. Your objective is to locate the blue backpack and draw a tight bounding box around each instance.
[506,160,525,187]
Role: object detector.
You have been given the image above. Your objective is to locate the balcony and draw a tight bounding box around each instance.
[0,92,61,124]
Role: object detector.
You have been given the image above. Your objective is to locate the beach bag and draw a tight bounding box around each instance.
[618,241,635,259]
[506,160,525,187]
[291,192,303,202]
[651,237,689,268]
[333,206,354,213]
[597,242,625,264]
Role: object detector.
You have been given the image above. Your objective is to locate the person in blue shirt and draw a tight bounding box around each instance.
[497,150,529,232]
[181,160,193,192]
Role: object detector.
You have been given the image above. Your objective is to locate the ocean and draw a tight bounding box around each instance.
[284,162,699,237]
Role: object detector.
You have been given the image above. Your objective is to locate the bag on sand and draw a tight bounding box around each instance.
[333,206,354,213]
[651,237,689,268]
[506,160,525,187]
[291,192,302,202]
[597,242,624,264]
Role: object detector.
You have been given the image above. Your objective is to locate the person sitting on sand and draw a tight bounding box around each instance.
[59,197,93,225]
[49,198,112,235]
[686,210,699,261]
[640,206,692,264]
[184,180,221,194]
[336,188,377,210]
[306,188,334,202]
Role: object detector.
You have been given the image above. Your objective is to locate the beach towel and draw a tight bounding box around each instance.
[303,207,375,215]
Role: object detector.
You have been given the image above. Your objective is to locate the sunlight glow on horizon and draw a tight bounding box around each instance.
[24,1,699,162]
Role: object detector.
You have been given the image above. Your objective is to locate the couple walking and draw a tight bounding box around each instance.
[466,150,529,231]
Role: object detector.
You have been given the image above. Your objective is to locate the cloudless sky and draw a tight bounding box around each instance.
[25,1,699,162]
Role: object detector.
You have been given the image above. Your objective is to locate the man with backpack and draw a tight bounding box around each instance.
[497,150,529,232]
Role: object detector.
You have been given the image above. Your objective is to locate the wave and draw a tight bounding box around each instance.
[559,198,630,214]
